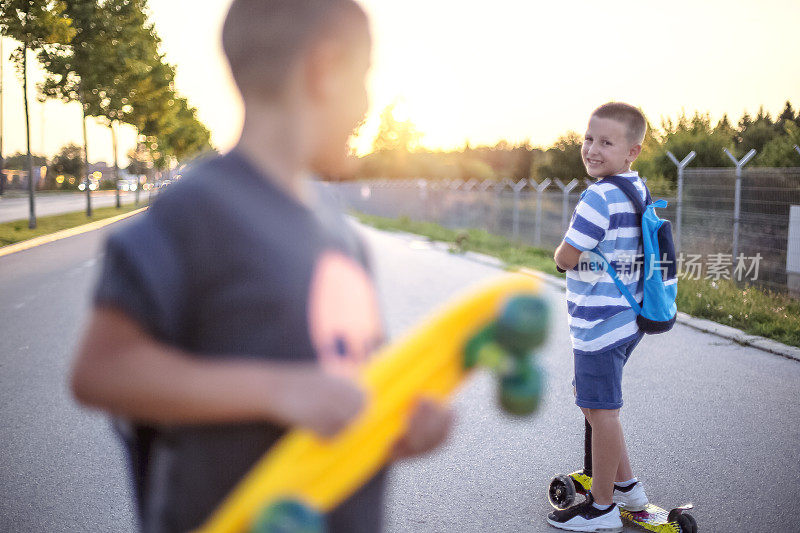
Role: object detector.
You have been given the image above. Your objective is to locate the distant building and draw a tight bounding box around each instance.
[86,162,133,181]
[1,167,46,189]
[2,162,132,191]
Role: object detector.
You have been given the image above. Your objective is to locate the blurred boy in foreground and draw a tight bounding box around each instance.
[71,1,452,531]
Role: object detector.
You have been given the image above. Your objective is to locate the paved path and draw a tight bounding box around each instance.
[0,217,797,532]
[0,191,143,223]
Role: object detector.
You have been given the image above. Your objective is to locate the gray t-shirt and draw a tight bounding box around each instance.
[94,151,386,532]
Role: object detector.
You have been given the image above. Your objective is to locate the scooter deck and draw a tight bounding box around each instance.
[620,504,682,533]
[570,473,692,533]
[197,274,541,533]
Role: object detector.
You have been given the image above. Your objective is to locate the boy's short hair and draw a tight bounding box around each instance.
[222,0,366,99]
[591,102,647,145]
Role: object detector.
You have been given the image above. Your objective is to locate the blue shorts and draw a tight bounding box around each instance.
[573,332,644,410]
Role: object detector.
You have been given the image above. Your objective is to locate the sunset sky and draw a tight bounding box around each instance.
[1,0,798,166]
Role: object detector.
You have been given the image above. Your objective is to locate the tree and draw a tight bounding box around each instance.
[159,97,211,164]
[775,101,799,134]
[537,131,584,180]
[756,122,800,167]
[736,106,778,157]
[714,113,737,141]
[124,48,175,161]
[371,102,421,154]
[126,142,151,175]
[38,0,104,214]
[0,0,74,227]
[117,11,211,179]
[0,36,5,195]
[4,150,46,168]
[368,102,421,178]
[635,112,734,183]
[51,142,81,177]
[86,0,152,208]
[510,141,535,180]
[38,0,165,207]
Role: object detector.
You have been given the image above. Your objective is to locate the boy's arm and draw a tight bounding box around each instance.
[71,306,365,437]
[554,241,582,271]
[556,188,611,271]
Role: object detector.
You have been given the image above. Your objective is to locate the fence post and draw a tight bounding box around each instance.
[531,178,552,246]
[723,148,756,260]
[448,179,463,227]
[666,150,696,253]
[416,179,428,221]
[511,179,527,240]
[554,178,579,233]
[477,179,492,232]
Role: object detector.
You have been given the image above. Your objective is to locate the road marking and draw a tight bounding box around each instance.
[0,208,147,259]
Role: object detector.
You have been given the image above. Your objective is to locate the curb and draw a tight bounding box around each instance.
[0,207,147,258]
[673,312,800,362]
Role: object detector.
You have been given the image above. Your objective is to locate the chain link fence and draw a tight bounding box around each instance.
[682,167,800,292]
[329,168,800,295]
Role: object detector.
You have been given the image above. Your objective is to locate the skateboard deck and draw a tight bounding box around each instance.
[197,273,549,533]
[548,471,697,533]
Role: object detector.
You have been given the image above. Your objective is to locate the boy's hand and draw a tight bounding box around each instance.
[391,398,455,461]
[275,369,366,438]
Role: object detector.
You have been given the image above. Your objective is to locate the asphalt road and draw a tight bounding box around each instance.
[0,191,143,223]
[0,216,798,532]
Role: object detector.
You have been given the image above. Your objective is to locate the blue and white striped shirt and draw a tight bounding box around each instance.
[563,171,646,355]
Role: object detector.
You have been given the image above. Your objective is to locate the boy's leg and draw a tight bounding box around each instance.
[615,432,634,483]
[582,415,633,482]
[548,409,625,531]
[584,408,624,506]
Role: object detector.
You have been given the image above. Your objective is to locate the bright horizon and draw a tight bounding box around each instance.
[1,0,799,166]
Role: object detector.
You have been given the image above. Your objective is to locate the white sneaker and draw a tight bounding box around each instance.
[613,480,649,512]
[547,492,623,532]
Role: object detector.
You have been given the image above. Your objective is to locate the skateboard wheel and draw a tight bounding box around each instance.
[548,474,577,510]
[464,324,499,369]
[675,512,697,533]
[496,296,549,354]
[499,362,543,415]
[251,500,325,533]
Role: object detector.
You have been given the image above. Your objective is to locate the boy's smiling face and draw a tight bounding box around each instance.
[582,116,641,178]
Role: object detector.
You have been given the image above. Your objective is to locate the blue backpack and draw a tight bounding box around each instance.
[596,176,678,334]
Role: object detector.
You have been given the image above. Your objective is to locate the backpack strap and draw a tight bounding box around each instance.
[592,174,649,315]
[600,175,651,214]
[596,251,642,314]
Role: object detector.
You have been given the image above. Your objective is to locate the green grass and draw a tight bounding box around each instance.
[676,277,800,348]
[0,204,144,247]
[354,212,800,349]
[355,213,562,276]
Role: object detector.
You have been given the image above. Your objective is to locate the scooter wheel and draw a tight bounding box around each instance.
[675,512,698,533]
[251,500,325,533]
[548,474,577,510]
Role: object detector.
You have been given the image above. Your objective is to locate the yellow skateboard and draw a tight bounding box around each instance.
[196,273,550,533]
